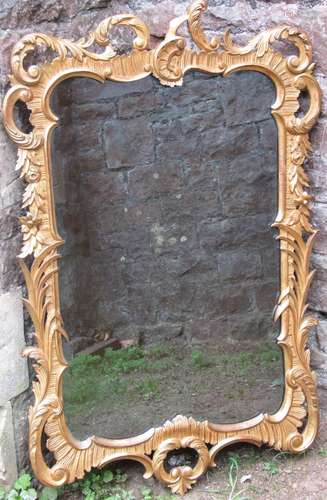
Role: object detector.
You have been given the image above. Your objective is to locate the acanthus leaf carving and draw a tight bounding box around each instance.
[11,14,150,85]
[223,25,312,74]
[16,149,42,183]
[286,74,321,134]
[187,0,220,52]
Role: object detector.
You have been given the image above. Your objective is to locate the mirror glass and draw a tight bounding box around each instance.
[51,71,283,440]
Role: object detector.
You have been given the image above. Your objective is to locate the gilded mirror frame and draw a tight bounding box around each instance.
[2,0,322,495]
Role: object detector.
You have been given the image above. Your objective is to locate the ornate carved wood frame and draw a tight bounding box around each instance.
[2,0,322,495]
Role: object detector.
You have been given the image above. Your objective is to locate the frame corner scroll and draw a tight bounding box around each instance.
[2,0,321,495]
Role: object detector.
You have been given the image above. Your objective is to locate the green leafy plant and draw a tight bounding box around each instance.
[226,455,247,500]
[136,377,158,397]
[259,345,280,364]
[103,487,135,500]
[0,474,37,500]
[0,470,180,500]
[58,468,135,500]
[228,453,241,467]
[263,460,279,475]
[141,488,153,500]
[39,488,58,500]
[191,349,212,369]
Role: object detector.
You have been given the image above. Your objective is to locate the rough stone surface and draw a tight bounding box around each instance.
[10,390,32,473]
[0,402,17,489]
[0,290,28,405]
[316,316,327,354]
[0,0,326,479]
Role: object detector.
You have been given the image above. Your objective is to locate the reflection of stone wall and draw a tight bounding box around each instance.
[53,72,278,348]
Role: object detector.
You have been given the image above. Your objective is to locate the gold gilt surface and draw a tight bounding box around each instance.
[2,0,322,495]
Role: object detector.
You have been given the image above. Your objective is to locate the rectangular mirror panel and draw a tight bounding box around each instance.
[51,71,283,440]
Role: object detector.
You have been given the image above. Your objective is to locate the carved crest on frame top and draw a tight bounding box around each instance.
[2,0,321,495]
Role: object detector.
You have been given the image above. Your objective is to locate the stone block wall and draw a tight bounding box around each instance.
[0,0,326,486]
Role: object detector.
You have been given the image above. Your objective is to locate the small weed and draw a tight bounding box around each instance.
[226,455,247,500]
[236,353,255,375]
[0,470,180,500]
[40,487,59,500]
[272,450,292,461]
[191,350,212,369]
[55,468,133,499]
[263,460,279,475]
[227,453,241,467]
[318,447,327,457]
[0,473,37,500]
[220,352,254,376]
[113,470,128,484]
[259,345,280,364]
[220,344,280,378]
[136,378,158,398]
[105,487,135,499]
[141,488,153,500]
[148,345,171,360]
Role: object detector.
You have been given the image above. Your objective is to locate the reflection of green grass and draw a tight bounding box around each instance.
[189,342,281,377]
[191,349,213,369]
[219,343,281,376]
[136,378,159,398]
[259,345,280,364]
[64,345,173,413]
[221,351,255,375]
[64,341,282,418]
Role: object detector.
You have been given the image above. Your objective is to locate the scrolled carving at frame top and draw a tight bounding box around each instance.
[2,0,322,496]
[10,14,150,85]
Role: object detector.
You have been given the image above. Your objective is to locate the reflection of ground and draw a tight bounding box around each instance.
[63,338,283,440]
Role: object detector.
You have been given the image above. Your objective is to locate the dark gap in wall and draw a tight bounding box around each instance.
[295,89,310,119]
[14,100,33,134]
[164,448,199,472]
[41,431,56,468]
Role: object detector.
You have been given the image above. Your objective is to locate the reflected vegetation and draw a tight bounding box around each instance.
[64,339,282,439]
[51,71,284,440]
